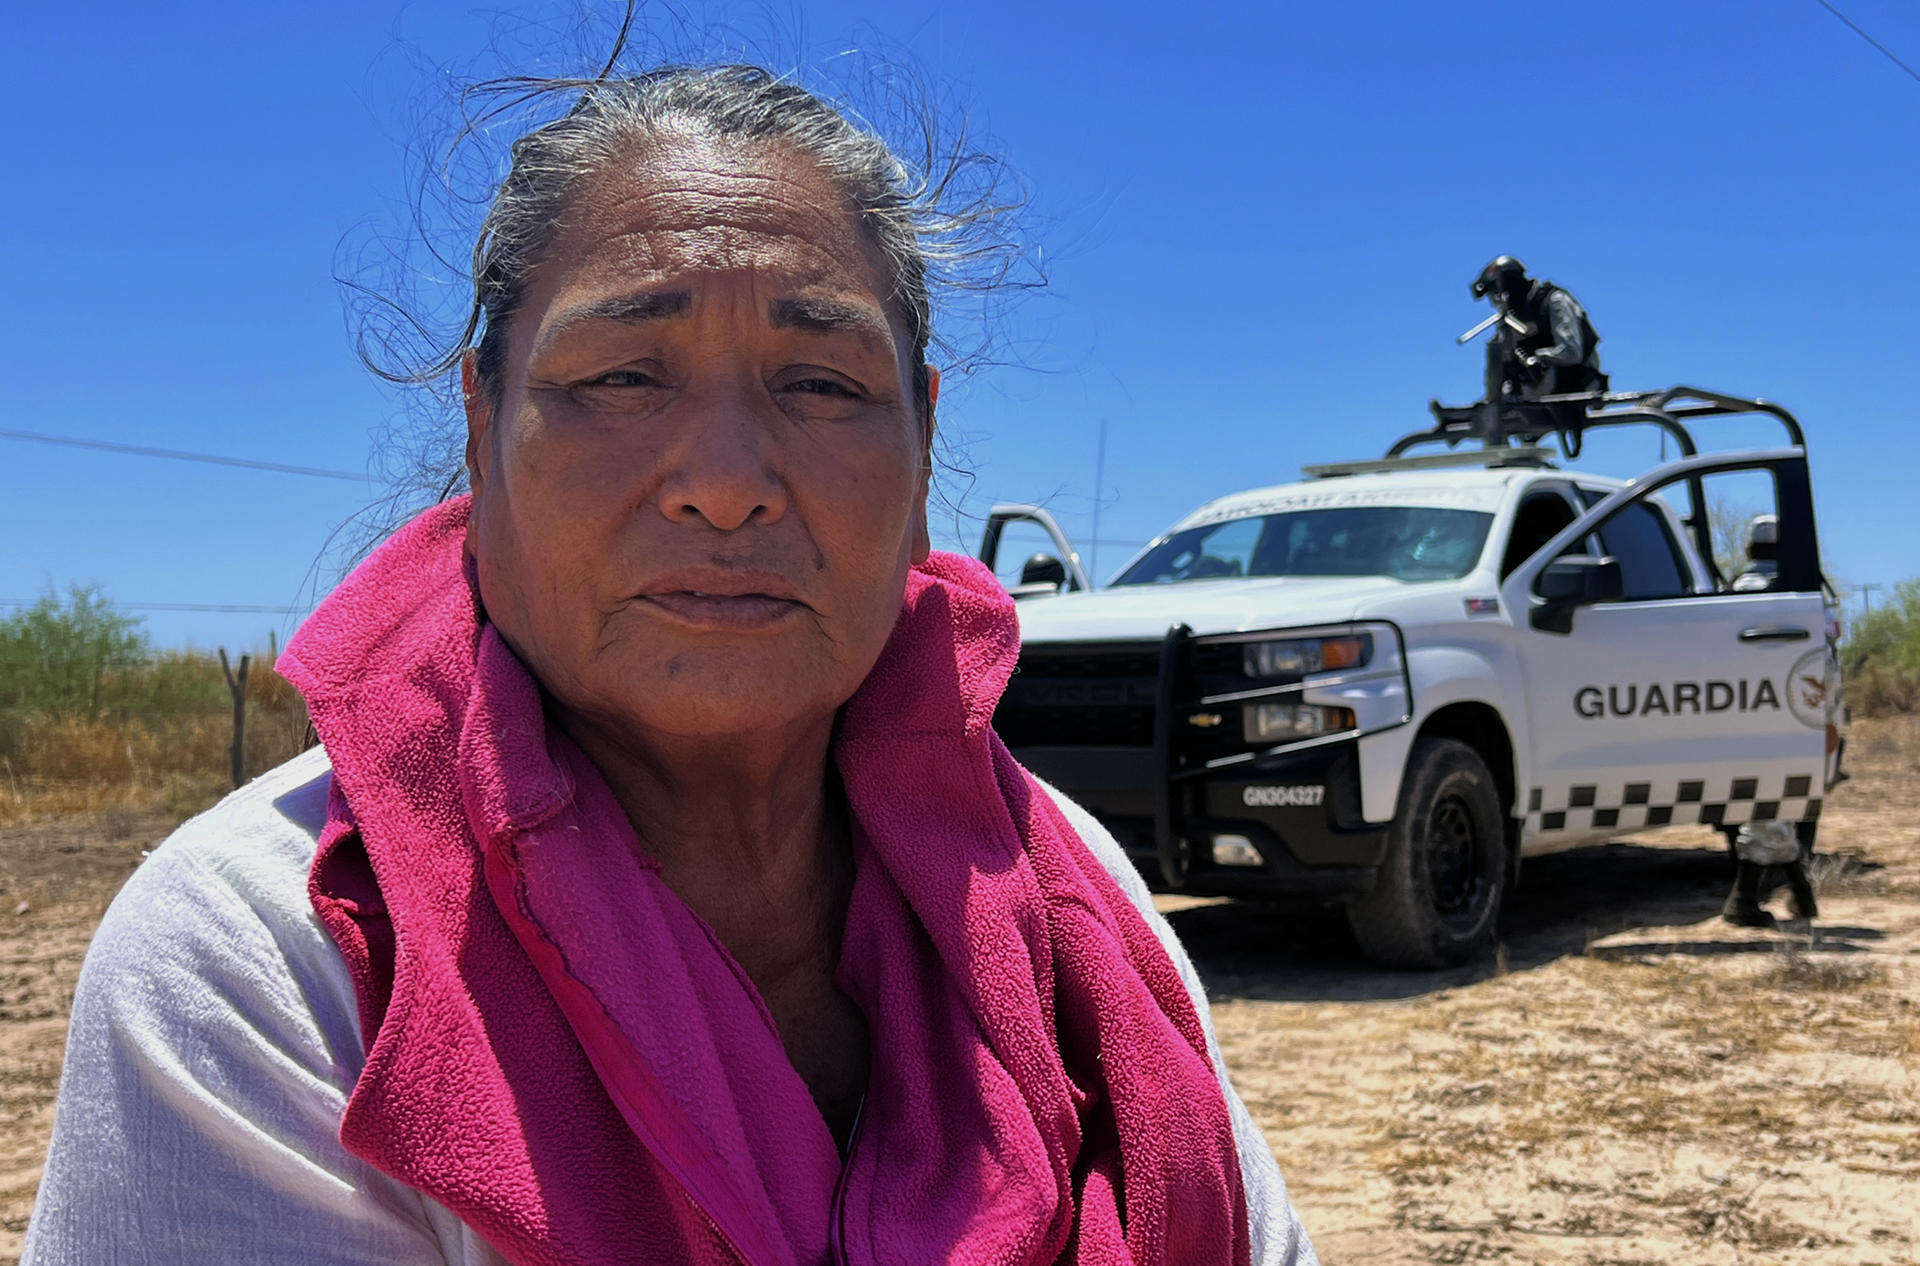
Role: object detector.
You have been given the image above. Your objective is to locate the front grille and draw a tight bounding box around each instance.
[1186,640,1309,763]
[994,642,1160,747]
[1181,702,1250,763]
[994,637,1314,759]
[1192,642,1246,679]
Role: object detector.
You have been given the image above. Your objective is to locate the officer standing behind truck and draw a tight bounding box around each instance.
[1472,256,1608,404]
[1723,513,1821,927]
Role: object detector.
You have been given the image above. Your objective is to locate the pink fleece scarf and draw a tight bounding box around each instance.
[279,497,1248,1266]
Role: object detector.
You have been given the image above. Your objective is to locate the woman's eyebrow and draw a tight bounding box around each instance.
[768,297,891,347]
[535,290,693,353]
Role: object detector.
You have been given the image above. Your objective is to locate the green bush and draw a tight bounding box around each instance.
[1841,578,1920,716]
[0,588,309,820]
[0,586,149,715]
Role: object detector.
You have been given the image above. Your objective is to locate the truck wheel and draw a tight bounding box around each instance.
[1346,737,1506,969]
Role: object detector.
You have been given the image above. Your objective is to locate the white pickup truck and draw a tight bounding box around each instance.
[982,388,1845,968]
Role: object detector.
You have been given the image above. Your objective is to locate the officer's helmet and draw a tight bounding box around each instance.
[1471,255,1529,300]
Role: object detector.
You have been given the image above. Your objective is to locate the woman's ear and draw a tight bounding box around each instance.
[909,476,932,565]
[462,351,492,556]
[462,351,492,498]
[910,365,940,564]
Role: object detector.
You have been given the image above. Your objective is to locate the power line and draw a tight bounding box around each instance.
[0,598,309,614]
[1812,0,1920,84]
[0,427,368,483]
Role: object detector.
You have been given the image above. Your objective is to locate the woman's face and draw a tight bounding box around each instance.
[464,131,934,746]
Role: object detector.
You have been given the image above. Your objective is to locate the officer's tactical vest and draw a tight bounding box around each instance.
[1515,283,1601,367]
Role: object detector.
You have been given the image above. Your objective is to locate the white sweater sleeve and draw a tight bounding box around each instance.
[22,750,502,1266]
[1035,780,1322,1266]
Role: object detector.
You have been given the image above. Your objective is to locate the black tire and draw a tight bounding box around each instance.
[1346,737,1507,969]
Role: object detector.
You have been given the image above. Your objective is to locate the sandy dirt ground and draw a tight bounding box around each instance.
[2,719,1916,1264]
[1179,715,1920,1265]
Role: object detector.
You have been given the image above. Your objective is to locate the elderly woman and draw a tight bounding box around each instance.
[24,65,1317,1266]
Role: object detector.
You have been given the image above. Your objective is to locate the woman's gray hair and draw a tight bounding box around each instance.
[360,34,1032,435]
[331,18,1034,568]
[460,66,964,420]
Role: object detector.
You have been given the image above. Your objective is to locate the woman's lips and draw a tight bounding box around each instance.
[634,568,809,629]
[637,590,804,629]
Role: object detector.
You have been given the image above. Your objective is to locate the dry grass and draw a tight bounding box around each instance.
[1847,661,1920,717]
[1848,712,1920,774]
[1756,947,1884,992]
[1805,850,1896,898]
[0,658,309,828]
[1347,908,1920,1257]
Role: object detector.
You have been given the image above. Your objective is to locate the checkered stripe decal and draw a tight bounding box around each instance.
[1526,773,1822,834]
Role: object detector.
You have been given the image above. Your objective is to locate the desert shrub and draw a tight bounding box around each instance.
[0,589,309,822]
[1842,578,1920,717]
[0,586,148,715]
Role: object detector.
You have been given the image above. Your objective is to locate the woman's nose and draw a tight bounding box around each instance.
[655,384,788,532]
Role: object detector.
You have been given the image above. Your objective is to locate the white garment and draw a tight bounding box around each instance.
[1734,818,1802,865]
[24,747,1317,1266]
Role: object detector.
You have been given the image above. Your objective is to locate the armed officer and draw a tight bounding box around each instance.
[1472,256,1607,405]
[1723,511,1820,927]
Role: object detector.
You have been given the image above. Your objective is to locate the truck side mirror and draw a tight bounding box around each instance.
[1007,553,1070,600]
[977,504,1092,594]
[1019,554,1068,589]
[1531,556,1623,632]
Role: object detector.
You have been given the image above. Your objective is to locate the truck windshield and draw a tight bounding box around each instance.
[1112,506,1494,585]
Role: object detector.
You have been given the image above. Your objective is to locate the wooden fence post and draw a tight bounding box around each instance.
[218,648,251,790]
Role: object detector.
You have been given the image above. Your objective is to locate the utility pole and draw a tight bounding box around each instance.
[1858,583,1883,618]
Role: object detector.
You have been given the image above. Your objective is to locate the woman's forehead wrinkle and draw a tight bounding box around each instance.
[555,141,887,291]
[511,139,905,373]
[588,204,871,284]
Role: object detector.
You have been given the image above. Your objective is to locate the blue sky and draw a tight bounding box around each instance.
[6,0,1916,649]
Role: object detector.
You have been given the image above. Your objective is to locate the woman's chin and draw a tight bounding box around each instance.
[580,657,849,748]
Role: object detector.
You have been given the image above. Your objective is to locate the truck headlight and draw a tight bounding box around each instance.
[1243,633,1371,678]
[1243,703,1357,742]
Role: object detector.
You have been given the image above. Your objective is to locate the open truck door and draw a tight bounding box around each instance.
[1499,447,1837,851]
[977,503,1093,598]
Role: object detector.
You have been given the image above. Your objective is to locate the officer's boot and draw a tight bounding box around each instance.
[1722,860,1776,929]
[1783,860,1819,921]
